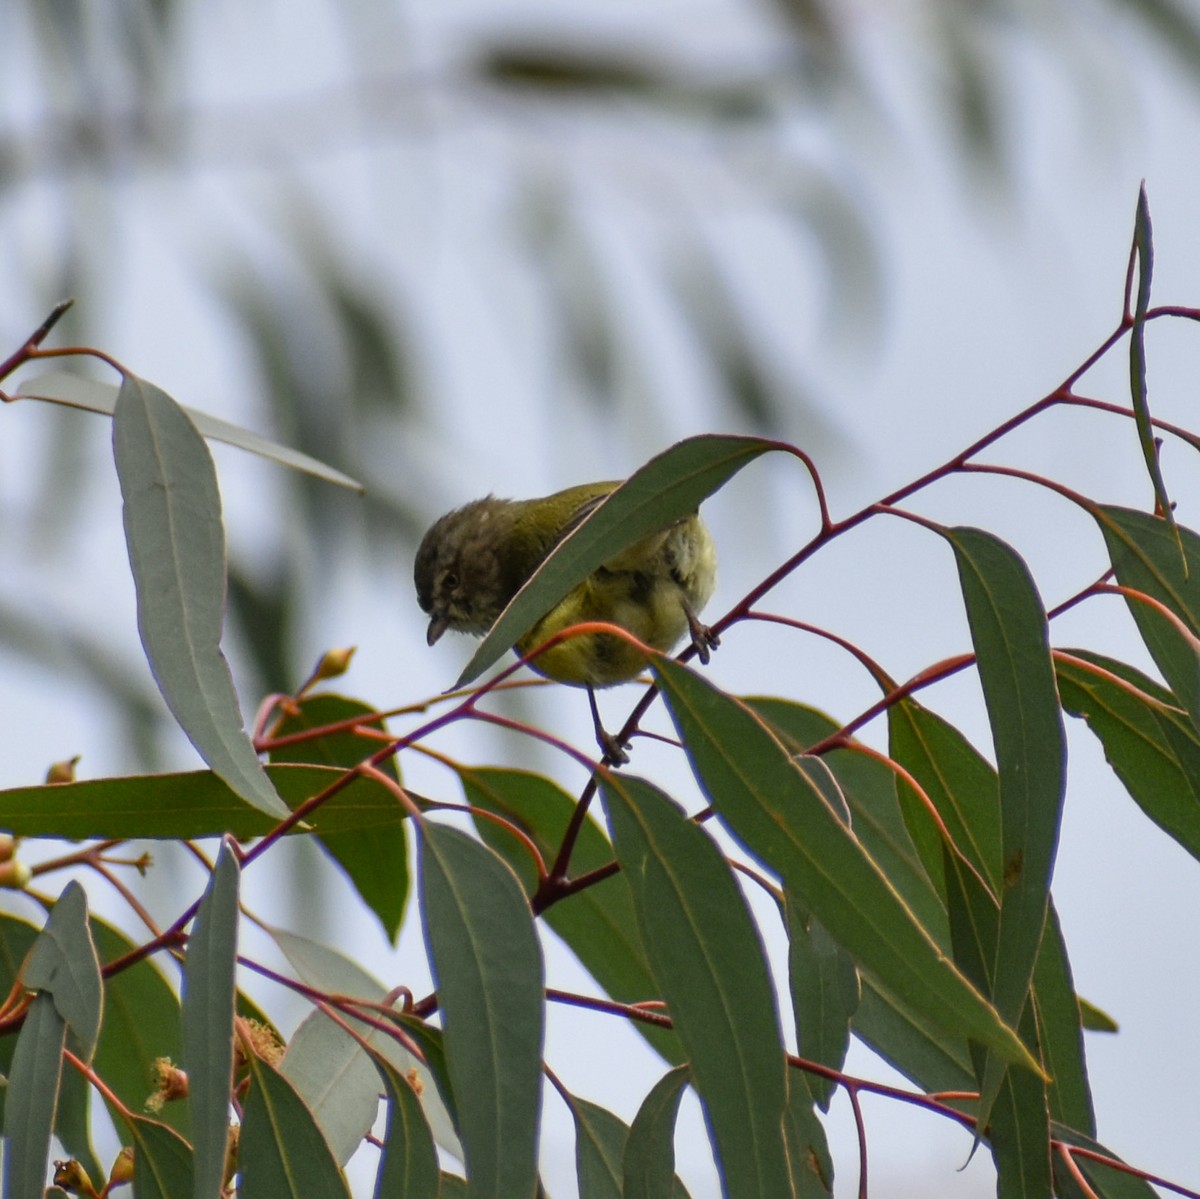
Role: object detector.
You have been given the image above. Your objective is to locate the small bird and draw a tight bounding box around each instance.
[414,482,718,753]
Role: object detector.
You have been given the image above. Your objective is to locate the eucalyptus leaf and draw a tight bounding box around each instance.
[16,369,363,492]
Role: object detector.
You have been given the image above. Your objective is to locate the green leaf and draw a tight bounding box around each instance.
[1126,185,1176,536]
[124,1116,194,1199]
[1056,649,1200,860]
[112,372,288,820]
[785,897,859,1111]
[748,697,948,939]
[0,764,405,841]
[240,1052,352,1199]
[987,1006,1051,1199]
[569,1096,628,1199]
[459,765,679,1062]
[0,915,41,1131]
[1078,998,1119,1034]
[280,1009,381,1165]
[783,1073,834,1198]
[942,527,1064,1112]
[602,774,793,1198]
[887,698,1003,895]
[1095,506,1200,722]
[652,658,1038,1073]
[182,841,240,1199]
[2,992,67,1199]
[16,369,363,492]
[851,978,975,1095]
[623,1065,691,1199]
[269,693,410,942]
[23,881,103,1060]
[567,1093,695,1199]
[456,434,780,686]
[420,822,545,1199]
[373,1058,440,1199]
[1049,1127,1159,1199]
[1033,903,1095,1135]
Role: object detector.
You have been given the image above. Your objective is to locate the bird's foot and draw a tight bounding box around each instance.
[588,685,631,766]
[686,607,720,666]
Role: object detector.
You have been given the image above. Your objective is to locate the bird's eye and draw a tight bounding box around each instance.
[443,572,459,591]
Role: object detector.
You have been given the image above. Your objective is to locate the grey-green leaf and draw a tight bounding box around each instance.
[2,992,67,1199]
[420,822,545,1199]
[652,658,1039,1074]
[17,369,362,491]
[123,1116,194,1199]
[112,371,288,820]
[1055,649,1200,862]
[942,527,1064,1115]
[374,1059,440,1199]
[1095,506,1200,726]
[456,433,781,687]
[182,842,240,1199]
[1126,185,1176,537]
[240,1052,352,1199]
[623,1065,692,1199]
[23,881,103,1060]
[602,773,793,1198]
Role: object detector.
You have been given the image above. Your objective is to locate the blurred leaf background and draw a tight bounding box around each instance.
[8,0,1200,762]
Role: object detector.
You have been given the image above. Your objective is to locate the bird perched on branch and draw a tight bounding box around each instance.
[414,481,718,755]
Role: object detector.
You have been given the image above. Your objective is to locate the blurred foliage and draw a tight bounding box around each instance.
[3,0,1200,761]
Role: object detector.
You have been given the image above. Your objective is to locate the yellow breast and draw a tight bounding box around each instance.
[516,513,717,687]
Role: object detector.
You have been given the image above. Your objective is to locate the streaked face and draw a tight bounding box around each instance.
[414,502,508,643]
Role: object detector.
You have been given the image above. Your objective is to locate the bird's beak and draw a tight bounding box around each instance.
[427,616,448,646]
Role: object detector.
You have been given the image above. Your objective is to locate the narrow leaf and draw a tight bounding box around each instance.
[570,1096,629,1199]
[652,658,1039,1072]
[602,774,793,1198]
[1050,1126,1159,1199]
[1033,903,1095,1135]
[988,1006,1052,1199]
[749,697,948,938]
[942,527,1065,1115]
[1056,649,1200,861]
[456,433,780,686]
[374,1059,440,1199]
[786,898,859,1111]
[113,372,287,819]
[783,1073,835,1198]
[459,765,679,1062]
[568,1093,694,1199]
[852,978,975,1095]
[1127,186,1176,536]
[623,1065,691,1199]
[123,1116,194,1199]
[420,822,545,1199]
[2,992,67,1199]
[1096,506,1200,723]
[23,881,103,1059]
[888,698,1003,895]
[182,842,240,1199]
[240,1052,352,1199]
[0,764,407,842]
[17,369,362,491]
